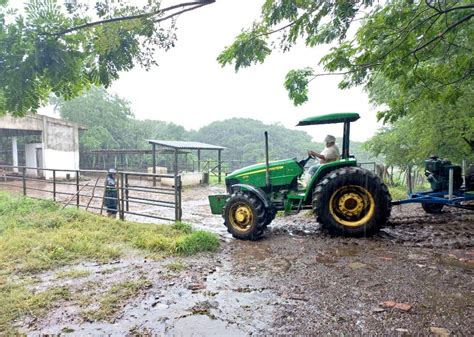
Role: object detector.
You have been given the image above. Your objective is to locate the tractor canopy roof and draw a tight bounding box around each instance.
[297,112,360,126]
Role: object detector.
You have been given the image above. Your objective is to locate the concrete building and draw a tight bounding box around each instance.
[0,114,86,179]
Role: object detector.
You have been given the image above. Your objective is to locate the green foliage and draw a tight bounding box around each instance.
[58,86,187,150]
[217,27,271,71]
[284,68,314,106]
[195,118,320,162]
[57,87,375,164]
[0,0,213,116]
[219,1,474,162]
[388,186,408,201]
[220,1,473,109]
[176,230,219,256]
[81,126,118,150]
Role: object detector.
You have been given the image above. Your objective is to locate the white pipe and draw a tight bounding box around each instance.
[12,136,18,173]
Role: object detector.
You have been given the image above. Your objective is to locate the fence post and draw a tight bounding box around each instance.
[175,175,182,222]
[76,170,80,208]
[125,173,129,212]
[22,167,26,196]
[120,173,125,220]
[53,170,56,201]
[407,166,413,195]
[152,143,157,187]
[218,149,222,183]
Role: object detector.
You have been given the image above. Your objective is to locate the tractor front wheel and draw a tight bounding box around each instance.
[223,191,267,240]
[313,167,392,236]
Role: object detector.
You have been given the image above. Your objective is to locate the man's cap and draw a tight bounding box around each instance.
[108,168,117,174]
[324,134,336,143]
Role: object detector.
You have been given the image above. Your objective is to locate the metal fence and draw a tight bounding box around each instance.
[0,165,182,222]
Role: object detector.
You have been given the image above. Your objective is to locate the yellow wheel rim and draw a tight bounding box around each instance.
[329,185,375,227]
[229,202,254,232]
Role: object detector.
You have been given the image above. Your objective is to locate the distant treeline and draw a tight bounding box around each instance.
[57,87,378,165]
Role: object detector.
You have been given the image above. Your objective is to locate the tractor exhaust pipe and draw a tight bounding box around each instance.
[265,131,271,189]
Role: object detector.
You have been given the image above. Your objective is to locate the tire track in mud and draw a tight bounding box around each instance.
[264,205,474,249]
[383,206,474,249]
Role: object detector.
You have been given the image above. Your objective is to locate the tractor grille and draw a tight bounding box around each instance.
[226,178,239,194]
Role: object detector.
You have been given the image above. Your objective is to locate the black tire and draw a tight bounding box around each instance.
[263,206,277,226]
[422,202,444,214]
[313,167,392,237]
[223,191,267,240]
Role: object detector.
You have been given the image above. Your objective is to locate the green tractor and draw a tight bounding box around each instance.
[208,113,392,240]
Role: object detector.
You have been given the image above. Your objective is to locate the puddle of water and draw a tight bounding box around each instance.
[168,315,246,337]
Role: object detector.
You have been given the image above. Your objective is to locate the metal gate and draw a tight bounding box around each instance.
[0,165,182,222]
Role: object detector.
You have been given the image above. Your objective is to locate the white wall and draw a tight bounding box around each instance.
[25,143,43,177]
[43,149,78,180]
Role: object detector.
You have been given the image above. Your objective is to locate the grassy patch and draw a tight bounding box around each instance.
[0,282,70,334]
[0,191,219,333]
[0,192,219,275]
[82,279,151,322]
[389,186,409,201]
[55,269,92,280]
[208,175,225,185]
[176,230,220,255]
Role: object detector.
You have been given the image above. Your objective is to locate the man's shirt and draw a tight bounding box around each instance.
[320,144,340,163]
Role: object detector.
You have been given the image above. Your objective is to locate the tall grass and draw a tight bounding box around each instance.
[0,192,219,275]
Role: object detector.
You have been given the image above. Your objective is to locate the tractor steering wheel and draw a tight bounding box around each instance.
[298,155,313,168]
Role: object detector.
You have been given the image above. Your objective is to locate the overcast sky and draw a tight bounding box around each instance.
[43,0,383,142]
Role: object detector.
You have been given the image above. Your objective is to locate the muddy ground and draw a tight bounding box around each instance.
[5,184,474,335]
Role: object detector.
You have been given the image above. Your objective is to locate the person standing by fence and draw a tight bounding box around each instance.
[104,168,118,218]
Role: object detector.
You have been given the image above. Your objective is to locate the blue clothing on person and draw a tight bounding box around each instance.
[105,171,118,216]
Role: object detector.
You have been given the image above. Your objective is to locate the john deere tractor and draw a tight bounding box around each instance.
[208,113,392,240]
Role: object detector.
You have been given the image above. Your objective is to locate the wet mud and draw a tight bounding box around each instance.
[6,184,474,335]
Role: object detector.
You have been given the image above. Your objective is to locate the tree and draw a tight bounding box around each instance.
[0,0,215,116]
[57,86,188,149]
[218,0,473,160]
[218,1,473,118]
[80,126,118,150]
[57,86,133,148]
[366,83,474,166]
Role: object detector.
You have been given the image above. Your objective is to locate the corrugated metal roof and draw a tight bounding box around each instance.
[148,140,225,150]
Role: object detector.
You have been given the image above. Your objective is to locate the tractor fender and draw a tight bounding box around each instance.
[231,184,271,209]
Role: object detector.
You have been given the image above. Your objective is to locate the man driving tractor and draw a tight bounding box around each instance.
[308,134,340,164]
[306,134,340,177]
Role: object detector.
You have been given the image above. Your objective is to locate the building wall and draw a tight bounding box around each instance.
[43,149,77,179]
[25,143,43,177]
[44,120,77,152]
[1,115,83,178]
[42,119,79,179]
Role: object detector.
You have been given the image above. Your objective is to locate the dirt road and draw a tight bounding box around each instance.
[15,186,474,335]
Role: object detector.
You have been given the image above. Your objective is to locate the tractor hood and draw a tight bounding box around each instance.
[226,158,303,189]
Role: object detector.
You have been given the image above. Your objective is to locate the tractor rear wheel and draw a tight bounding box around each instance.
[422,202,444,214]
[223,191,267,240]
[313,167,392,236]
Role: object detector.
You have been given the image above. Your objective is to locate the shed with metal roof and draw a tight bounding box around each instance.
[147,140,225,184]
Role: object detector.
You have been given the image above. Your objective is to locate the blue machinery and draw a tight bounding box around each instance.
[392,166,474,211]
[392,190,474,210]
